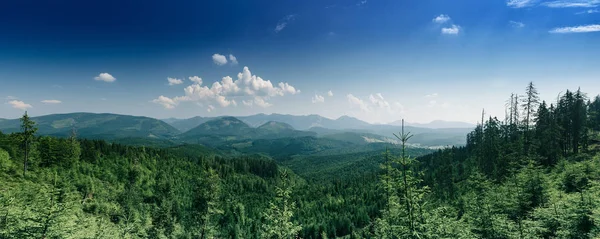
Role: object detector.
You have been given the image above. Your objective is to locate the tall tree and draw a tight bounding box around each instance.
[375,120,430,238]
[521,82,540,154]
[20,111,37,177]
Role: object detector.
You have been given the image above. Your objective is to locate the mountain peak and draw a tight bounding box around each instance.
[258,121,295,131]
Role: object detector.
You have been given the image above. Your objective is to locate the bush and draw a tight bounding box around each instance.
[0,149,13,172]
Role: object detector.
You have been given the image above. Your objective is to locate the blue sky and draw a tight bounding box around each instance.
[1,0,600,124]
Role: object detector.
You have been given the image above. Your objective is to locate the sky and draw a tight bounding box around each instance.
[1,0,600,124]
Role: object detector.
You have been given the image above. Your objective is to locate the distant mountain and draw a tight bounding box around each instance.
[392,120,476,129]
[0,113,180,139]
[167,113,374,132]
[238,113,337,130]
[165,116,214,132]
[256,121,316,139]
[334,115,372,129]
[179,117,316,146]
[181,116,253,137]
[257,121,295,131]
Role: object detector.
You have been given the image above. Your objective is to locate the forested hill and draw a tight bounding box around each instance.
[0,113,181,139]
[1,82,600,238]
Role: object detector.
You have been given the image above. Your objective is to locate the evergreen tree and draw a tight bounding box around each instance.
[261,169,301,239]
[19,111,37,177]
[521,82,540,154]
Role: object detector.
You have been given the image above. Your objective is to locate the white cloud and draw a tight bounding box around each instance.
[347,94,370,112]
[5,96,17,100]
[229,54,238,65]
[167,77,183,86]
[153,66,298,110]
[542,0,600,8]
[94,73,116,82]
[507,0,537,8]
[207,105,215,112]
[189,76,203,84]
[425,93,439,98]
[152,96,177,109]
[251,96,273,108]
[369,93,391,110]
[327,90,333,97]
[41,100,61,104]
[432,14,451,23]
[212,54,228,65]
[312,94,325,103]
[356,0,367,6]
[441,25,460,35]
[275,15,296,33]
[576,8,600,13]
[8,100,32,110]
[510,21,526,28]
[549,24,600,33]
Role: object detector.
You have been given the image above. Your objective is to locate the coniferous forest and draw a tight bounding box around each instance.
[2,82,600,238]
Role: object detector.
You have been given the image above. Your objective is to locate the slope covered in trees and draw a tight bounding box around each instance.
[1,82,600,238]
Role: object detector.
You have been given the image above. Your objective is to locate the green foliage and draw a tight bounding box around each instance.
[1,83,600,238]
[261,170,302,239]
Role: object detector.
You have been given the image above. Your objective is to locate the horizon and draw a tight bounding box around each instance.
[2,0,600,124]
[0,111,477,126]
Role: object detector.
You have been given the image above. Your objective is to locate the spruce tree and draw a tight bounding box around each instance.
[19,111,37,177]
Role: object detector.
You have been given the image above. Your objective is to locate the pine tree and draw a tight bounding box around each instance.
[19,111,37,177]
[521,82,540,154]
[375,119,430,238]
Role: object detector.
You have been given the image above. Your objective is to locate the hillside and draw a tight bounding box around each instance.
[0,112,180,139]
[180,116,253,137]
[164,116,214,132]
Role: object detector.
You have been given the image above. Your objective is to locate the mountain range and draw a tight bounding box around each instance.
[0,113,180,139]
[0,112,475,148]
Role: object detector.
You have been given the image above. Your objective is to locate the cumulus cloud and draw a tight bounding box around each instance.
[542,0,600,8]
[153,66,298,110]
[41,100,61,104]
[94,73,116,82]
[8,100,32,110]
[347,94,370,112]
[189,76,203,84]
[433,14,451,23]
[152,96,177,109]
[425,93,439,98]
[510,21,525,28]
[212,54,228,65]
[167,77,183,86]
[549,24,600,33]
[229,54,238,65]
[327,90,333,97]
[5,96,17,100]
[441,25,460,35]
[252,96,273,108]
[312,94,325,103]
[507,0,537,8]
[275,15,296,33]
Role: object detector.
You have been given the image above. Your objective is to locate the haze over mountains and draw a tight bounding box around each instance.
[0,112,475,148]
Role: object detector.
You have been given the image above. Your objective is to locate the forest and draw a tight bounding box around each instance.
[1,82,600,238]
